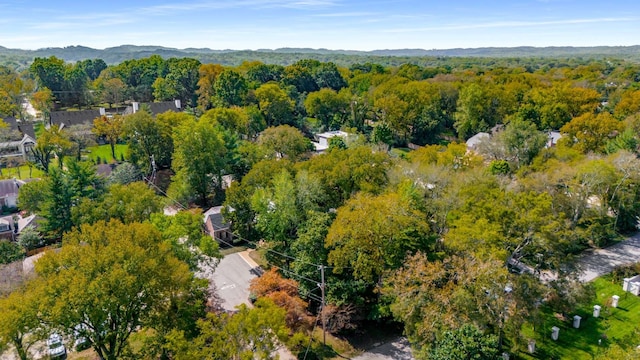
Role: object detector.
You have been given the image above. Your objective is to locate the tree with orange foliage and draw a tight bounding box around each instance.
[250,269,314,332]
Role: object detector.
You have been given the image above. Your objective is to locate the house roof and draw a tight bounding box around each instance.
[50,109,102,128]
[0,179,21,198]
[17,214,38,233]
[123,101,182,117]
[1,117,36,140]
[312,142,329,152]
[204,206,230,230]
[316,130,349,140]
[547,131,562,148]
[96,164,115,177]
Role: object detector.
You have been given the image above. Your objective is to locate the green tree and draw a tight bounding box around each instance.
[123,109,174,172]
[78,58,107,81]
[33,220,193,360]
[385,253,540,354]
[257,125,312,161]
[195,63,224,110]
[476,119,547,168]
[107,162,142,185]
[0,287,41,360]
[30,87,54,120]
[97,77,126,108]
[166,57,201,107]
[0,66,32,119]
[304,88,350,130]
[72,181,163,226]
[40,167,74,239]
[489,160,511,175]
[112,55,168,102]
[560,112,624,153]
[17,179,48,214]
[326,191,433,283]
[246,62,284,85]
[165,298,289,360]
[313,62,347,91]
[16,226,42,251]
[254,83,295,126]
[454,82,503,140]
[31,125,72,172]
[251,169,300,268]
[62,63,90,108]
[93,115,124,159]
[201,106,259,139]
[0,240,24,265]
[296,145,391,208]
[290,210,332,296]
[150,210,221,271]
[30,56,66,102]
[213,69,248,107]
[223,159,294,240]
[427,324,500,360]
[281,63,318,93]
[169,117,227,206]
[152,76,178,102]
[67,123,97,161]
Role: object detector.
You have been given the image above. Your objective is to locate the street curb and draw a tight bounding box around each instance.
[237,250,260,269]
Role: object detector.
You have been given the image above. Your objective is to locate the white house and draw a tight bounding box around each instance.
[312,130,350,152]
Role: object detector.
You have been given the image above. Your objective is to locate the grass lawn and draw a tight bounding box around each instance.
[33,121,45,138]
[519,276,640,359]
[0,164,44,180]
[390,147,411,158]
[220,245,248,256]
[86,144,128,163]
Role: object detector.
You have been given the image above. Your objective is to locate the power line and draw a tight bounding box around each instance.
[302,312,322,360]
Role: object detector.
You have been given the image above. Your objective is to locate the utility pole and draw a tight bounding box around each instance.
[320,264,326,346]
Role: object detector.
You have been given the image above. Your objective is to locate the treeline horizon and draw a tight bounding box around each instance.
[3,43,640,70]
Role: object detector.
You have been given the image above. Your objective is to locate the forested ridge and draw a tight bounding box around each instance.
[1,52,640,359]
[3,44,640,70]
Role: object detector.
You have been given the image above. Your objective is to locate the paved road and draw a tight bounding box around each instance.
[352,337,414,360]
[578,232,640,282]
[197,252,258,312]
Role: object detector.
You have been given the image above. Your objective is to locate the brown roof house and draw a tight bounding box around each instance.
[203,206,232,244]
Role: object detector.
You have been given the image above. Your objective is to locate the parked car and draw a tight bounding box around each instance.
[47,333,67,359]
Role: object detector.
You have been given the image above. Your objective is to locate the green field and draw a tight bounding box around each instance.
[0,164,44,180]
[520,276,640,359]
[86,144,128,163]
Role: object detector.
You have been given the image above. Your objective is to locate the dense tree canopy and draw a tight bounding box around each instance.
[32,220,194,360]
[7,54,640,359]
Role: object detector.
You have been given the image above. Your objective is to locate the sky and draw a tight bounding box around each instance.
[0,0,639,51]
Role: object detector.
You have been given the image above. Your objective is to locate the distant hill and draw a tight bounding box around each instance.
[1,44,640,69]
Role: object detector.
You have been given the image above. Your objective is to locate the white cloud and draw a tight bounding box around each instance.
[312,11,377,18]
[142,0,337,14]
[384,17,637,33]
